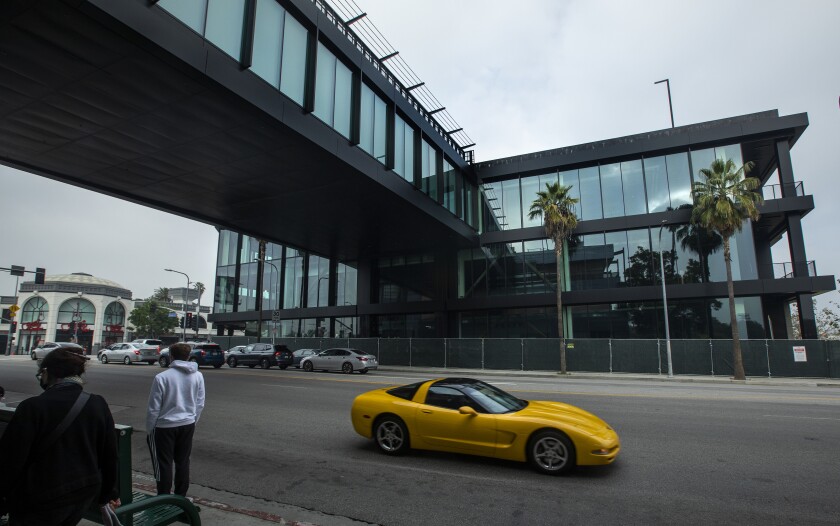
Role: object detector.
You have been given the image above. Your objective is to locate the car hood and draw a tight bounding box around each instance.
[516,401,614,437]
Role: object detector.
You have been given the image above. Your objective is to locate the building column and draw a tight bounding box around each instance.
[796,293,818,340]
[762,298,789,339]
[777,140,810,278]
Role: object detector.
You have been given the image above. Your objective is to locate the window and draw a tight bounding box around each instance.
[501,178,521,229]
[600,163,623,218]
[443,159,457,214]
[644,156,669,213]
[314,43,353,138]
[578,166,602,220]
[359,84,388,164]
[621,160,646,216]
[393,114,414,181]
[158,0,207,35]
[420,139,437,199]
[252,0,285,87]
[205,0,247,60]
[279,14,308,106]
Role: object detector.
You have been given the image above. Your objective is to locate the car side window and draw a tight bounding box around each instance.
[425,386,471,411]
[337,350,350,356]
[244,344,255,352]
[320,350,334,357]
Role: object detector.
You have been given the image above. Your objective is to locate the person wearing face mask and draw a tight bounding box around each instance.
[0,348,120,526]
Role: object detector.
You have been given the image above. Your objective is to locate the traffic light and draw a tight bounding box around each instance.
[35,267,46,285]
[10,321,17,333]
[186,312,193,328]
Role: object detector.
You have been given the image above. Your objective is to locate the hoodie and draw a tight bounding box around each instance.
[146,360,205,434]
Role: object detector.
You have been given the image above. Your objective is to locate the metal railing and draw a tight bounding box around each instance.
[771,260,817,279]
[205,336,840,379]
[762,181,805,200]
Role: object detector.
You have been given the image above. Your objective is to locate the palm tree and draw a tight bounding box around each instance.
[528,182,579,374]
[193,282,205,303]
[152,287,171,303]
[691,158,762,380]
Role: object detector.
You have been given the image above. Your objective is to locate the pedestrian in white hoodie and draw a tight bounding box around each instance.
[146,343,205,496]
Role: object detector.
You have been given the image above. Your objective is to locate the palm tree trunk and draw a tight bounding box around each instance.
[555,241,566,374]
[724,237,745,380]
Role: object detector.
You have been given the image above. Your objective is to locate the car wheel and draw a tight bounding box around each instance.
[30,351,37,360]
[213,363,222,369]
[228,357,237,368]
[101,354,108,364]
[303,361,313,372]
[123,356,131,365]
[528,430,576,475]
[159,356,169,368]
[374,415,409,455]
[342,362,353,374]
[260,358,271,369]
[359,369,369,374]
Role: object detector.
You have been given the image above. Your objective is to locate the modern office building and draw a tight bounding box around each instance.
[0,0,833,344]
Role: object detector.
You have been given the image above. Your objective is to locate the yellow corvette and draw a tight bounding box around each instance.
[351,378,620,475]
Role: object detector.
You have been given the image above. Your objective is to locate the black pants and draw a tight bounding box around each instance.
[9,491,96,526]
[147,423,195,496]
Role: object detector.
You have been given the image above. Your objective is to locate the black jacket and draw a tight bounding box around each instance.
[0,383,119,510]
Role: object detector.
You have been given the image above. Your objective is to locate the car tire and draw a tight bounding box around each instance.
[123,356,131,365]
[303,361,313,372]
[374,415,409,455]
[101,354,108,364]
[159,356,170,368]
[30,351,37,360]
[342,362,353,374]
[528,430,576,475]
[359,369,369,374]
[213,363,222,369]
[228,357,237,368]
[260,358,270,369]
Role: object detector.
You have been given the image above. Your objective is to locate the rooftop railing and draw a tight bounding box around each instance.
[762,181,805,200]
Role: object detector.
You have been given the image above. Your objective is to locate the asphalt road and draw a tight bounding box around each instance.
[2,357,839,525]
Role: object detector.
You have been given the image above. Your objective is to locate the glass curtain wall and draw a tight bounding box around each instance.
[443,159,457,214]
[204,0,247,60]
[336,262,357,306]
[307,255,330,307]
[393,114,414,182]
[238,236,260,312]
[314,42,352,138]
[283,248,304,309]
[215,230,239,313]
[359,83,387,164]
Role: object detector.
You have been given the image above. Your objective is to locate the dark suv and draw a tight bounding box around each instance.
[159,342,225,369]
[226,343,293,369]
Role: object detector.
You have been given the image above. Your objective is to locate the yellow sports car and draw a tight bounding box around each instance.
[351,378,620,475]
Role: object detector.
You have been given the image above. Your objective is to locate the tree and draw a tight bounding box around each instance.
[193,282,205,303]
[152,287,171,303]
[128,300,178,338]
[528,182,579,374]
[691,158,762,380]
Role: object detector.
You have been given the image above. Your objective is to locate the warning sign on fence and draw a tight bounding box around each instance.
[792,346,807,362]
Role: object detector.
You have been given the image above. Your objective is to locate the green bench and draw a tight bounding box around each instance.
[0,407,201,526]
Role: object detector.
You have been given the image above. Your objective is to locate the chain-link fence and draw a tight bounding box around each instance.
[204,336,839,378]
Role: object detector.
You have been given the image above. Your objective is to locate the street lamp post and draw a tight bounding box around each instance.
[72,291,83,347]
[164,268,190,342]
[654,78,675,128]
[658,220,674,378]
[256,258,280,344]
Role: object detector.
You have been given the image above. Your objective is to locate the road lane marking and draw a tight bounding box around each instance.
[763,414,840,421]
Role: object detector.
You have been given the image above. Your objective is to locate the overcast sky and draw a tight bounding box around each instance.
[1,0,838,309]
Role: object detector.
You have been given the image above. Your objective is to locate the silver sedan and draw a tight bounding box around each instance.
[99,343,158,365]
[30,342,85,360]
[300,348,378,374]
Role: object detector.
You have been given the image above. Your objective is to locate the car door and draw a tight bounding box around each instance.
[310,349,333,369]
[415,385,497,455]
[332,349,352,371]
[241,344,257,366]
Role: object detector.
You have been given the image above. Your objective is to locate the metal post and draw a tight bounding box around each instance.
[256,258,279,344]
[654,79,675,128]
[6,275,19,355]
[658,220,674,378]
[164,269,190,342]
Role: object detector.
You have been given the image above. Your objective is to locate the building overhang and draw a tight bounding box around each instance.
[0,0,476,263]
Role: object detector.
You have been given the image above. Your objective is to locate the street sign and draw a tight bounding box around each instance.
[9,304,19,317]
[272,310,281,322]
[168,312,178,318]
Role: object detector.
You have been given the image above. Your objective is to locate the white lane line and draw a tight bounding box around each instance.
[260,384,307,388]
[763,415,840,421]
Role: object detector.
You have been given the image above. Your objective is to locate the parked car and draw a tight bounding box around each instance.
[226,343,293,369]
[159,342,224,369]
[99,342,158,365]
[130,339,163,353]
[30,341,85,360]
[292,348,318,368]
[300,348,378,374]
[225,345,246,360]
[351,378,620,475]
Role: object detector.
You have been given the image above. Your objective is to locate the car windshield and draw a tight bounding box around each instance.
[460,381,527,414]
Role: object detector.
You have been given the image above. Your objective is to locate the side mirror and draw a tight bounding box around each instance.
[458,406,478,416]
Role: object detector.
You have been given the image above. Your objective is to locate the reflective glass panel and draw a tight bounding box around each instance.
[578,166,602,220]
[205,0,246,60]
[625,228,653,286]
[279,14,308,106]
[334,61,352,138]
[336,262,357,306]
[443,159,456,213]
[394,114,406,178]
[307,255,329,307]
[621,160,646,216]
[421,139,437,199]
[644,156,669,213]
[251,0,284,88]
[690,148,715,185]
[604,230,629,286]
[557,169,580,219]
[283,249,303,308]
[666,153,692,209]
[716,144,743,167]
[523,239,555,294]
[519,175,540,227]
[373,95,387,164]
[403,123,414,183]
[313,43,336,125]
[501,178,521,229]
[599,163,623,218]
[159,0,207,35]
[359,84,374,154]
